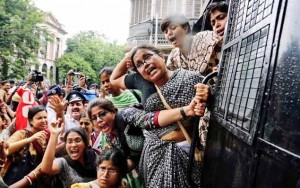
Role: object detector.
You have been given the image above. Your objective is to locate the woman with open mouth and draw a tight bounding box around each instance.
[110,44,209,187]
[161,13,225,76]
[41,126,97,188]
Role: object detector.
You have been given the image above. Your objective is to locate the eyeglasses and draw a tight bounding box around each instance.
[66,138,83,144]
[135,53,154,70]
[79,122,91,126]
[97,167,119,175]
[91,111,108,122]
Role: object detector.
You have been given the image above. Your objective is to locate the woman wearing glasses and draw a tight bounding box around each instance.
[110,44,209,187]
[71,148,128,188]
[41,125,97,188]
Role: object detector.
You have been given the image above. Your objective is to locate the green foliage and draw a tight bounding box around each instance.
[55,52,95,80]
[0,0,50,80]
[56,31,125,84]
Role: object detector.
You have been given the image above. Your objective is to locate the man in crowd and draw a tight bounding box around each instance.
[64,90,86,131]
[0,81,10,104]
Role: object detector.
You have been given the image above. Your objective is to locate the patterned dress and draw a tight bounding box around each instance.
[167,30,221,149]
[134,69,203,188]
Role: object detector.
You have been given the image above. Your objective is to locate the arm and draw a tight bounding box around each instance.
[8,130,48,155]
[40,120,63,175]
[37,82,48,106]
[121,84,210,129]
[110,54,130,90]
[9,164,42,188]
[6,86,19,105]
[48,95,67,132]
[0,99,15,119]
[121,98,204,129]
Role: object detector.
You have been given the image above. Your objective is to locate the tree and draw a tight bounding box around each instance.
[56,31,125,83]
[0,0,50,80]
[55,52,95,81]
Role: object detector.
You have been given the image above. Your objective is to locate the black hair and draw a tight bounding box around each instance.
[80,111,89,119]
[28,106,46,120]
[161,14,191,34]
[87,98,117,121]
[97,148,128,185]
[64,127,89,147]
[0,80,9,86]
[206,1,229,22]
[27,106,46,127]
[130,44,163,72]
[99,67,115,77]
[8,80,15,84]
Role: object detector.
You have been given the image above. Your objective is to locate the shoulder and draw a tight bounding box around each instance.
[71,182,96,188]
[176,69,202,78]
[193,31,219,45]
[173,69,203,84]
[54,157,67,167]
[169,48,180,56]
[7,129,26,143]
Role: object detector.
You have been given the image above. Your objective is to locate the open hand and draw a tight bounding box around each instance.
[49,95,67,115]
[49,119,64,135]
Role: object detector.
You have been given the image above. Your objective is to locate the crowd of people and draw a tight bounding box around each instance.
[0,2,228,188]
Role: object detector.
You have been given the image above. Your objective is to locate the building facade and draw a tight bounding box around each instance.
[127,0,206,52]
[35,12,67,85]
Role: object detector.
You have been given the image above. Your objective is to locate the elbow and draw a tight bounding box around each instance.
[40,164,55,175]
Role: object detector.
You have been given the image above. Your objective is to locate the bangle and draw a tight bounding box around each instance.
[153,111,160,128]
[180,107,188,120]
[31,171,37,179]
[25,176,32,185]
[0,163,5,168]
[0,158,6,163]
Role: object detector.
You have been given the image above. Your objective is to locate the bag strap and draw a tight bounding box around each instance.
[154,85,192,144]
[130,89,142,103]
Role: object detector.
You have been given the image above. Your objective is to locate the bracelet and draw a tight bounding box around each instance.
[0,158,6,163]
[31,171,37,179]
[25,176,32,185]
[180,107,188,120]
[0,163,5,168]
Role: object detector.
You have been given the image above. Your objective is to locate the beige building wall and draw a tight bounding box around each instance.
[127,0,203,52]
[35,12,67,85]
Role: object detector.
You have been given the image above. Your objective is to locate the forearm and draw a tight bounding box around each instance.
[157,107,187,126]
[39,89,48,106]
[41,134,59,174]
[127,159,135,172]
[6,107,15,118]
[110,57,128,89]
[8,137,32,155]
[122,106,192,130]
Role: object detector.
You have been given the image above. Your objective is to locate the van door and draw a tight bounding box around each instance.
[202,0,300,187]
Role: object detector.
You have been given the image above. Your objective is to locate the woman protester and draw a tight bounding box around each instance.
[1,106,50,187]
[87,97,203,188]
[71,148,128,188]
[110,44,209,187]
[161,13,225,75]
[161,9,227,148]
[41,126,97,188]
[79,112,96,146]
